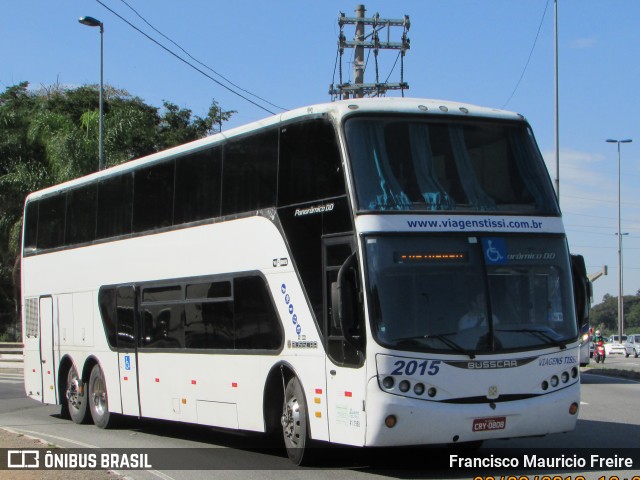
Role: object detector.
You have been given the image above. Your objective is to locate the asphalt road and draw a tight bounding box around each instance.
[0,360,639,480]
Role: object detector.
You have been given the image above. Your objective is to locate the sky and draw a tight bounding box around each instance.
[2,0,639,307]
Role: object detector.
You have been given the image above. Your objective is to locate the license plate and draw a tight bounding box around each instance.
[472,416,506,432]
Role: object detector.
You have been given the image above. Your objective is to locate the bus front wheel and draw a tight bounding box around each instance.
[281,376,310,465]
[88,364,114,429]
[66,366,90,424]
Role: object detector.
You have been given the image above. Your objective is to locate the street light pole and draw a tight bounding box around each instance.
[79,16,105,171]
[606,138,632,342]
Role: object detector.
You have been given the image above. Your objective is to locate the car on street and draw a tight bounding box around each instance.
[605,334,627,356]
[624,334,640,358]
[609,334,628,344]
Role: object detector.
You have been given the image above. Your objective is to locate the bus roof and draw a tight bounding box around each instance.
[25,97,525,202]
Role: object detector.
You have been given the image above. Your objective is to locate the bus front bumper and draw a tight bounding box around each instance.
[364,378,579,447]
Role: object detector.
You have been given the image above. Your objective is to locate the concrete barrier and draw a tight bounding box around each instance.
[0,342,23,372]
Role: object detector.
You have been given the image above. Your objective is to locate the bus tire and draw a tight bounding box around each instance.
[66,365,91,424]
[282,376,311,465]
[88,364,114,429]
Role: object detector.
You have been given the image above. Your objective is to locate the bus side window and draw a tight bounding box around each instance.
[97,174,133,239]
[23,201,39,252]
[65,184,97,245]
[222,129,278,216]
[37,193,66,250]
[133,160,175,232]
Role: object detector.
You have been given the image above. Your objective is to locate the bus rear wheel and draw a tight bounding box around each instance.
[88,364,114,429]
[66,366,90,424]
[281,377,310,465]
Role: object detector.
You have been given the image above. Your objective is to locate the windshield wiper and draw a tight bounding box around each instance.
[496,328,567,350]
[392,333,476,359]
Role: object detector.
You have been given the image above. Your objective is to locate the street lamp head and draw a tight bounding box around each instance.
[79,16,103,28]
[606,138,633,144]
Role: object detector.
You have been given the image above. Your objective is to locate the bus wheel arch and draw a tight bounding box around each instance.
[263,362,292,437]
[264,363,314,465]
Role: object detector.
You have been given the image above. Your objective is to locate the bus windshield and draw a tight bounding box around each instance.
[345,116,559,214]
[365,235,577,355]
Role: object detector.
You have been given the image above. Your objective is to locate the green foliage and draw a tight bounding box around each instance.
[589,291,640,336]
[0,82,234,340]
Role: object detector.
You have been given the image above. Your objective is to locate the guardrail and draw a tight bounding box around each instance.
[0,342,23,371]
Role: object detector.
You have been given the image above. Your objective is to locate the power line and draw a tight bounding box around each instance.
[115,0,286,112]
[95,0,278,115]
[502,0,550,108]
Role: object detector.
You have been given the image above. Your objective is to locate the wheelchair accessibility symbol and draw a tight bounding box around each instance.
[482,238,506,265]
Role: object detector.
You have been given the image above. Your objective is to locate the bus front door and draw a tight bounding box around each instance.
[116,286,141,417]
[323,237,367,446]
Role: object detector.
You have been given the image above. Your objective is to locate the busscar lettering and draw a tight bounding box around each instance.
[467,360,518,369]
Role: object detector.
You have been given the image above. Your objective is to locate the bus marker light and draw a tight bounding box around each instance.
[232,382,238,388]
[124,376,128,381]
[191,380,197,385]
[314,398,321,404]
[315,412,322,418]
[385,415,397,428]
[315,388,323,395]
[345,391,352,397]
[569,403,578,415]
[182,398,187,404]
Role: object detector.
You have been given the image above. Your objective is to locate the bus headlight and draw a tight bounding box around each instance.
[382,376,395,390]
[550,375,559,388]
[398,380,410,393]
[413,383,425,396]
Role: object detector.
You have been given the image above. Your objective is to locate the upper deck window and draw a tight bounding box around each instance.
[345,116,559,214]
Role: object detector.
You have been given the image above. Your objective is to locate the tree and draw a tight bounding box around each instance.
[0,82,235,339]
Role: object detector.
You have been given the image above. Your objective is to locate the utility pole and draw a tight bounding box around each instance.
[353,4,366,99]
[330,4,410,100]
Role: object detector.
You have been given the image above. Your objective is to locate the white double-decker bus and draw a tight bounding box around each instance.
[22,97,590,464]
